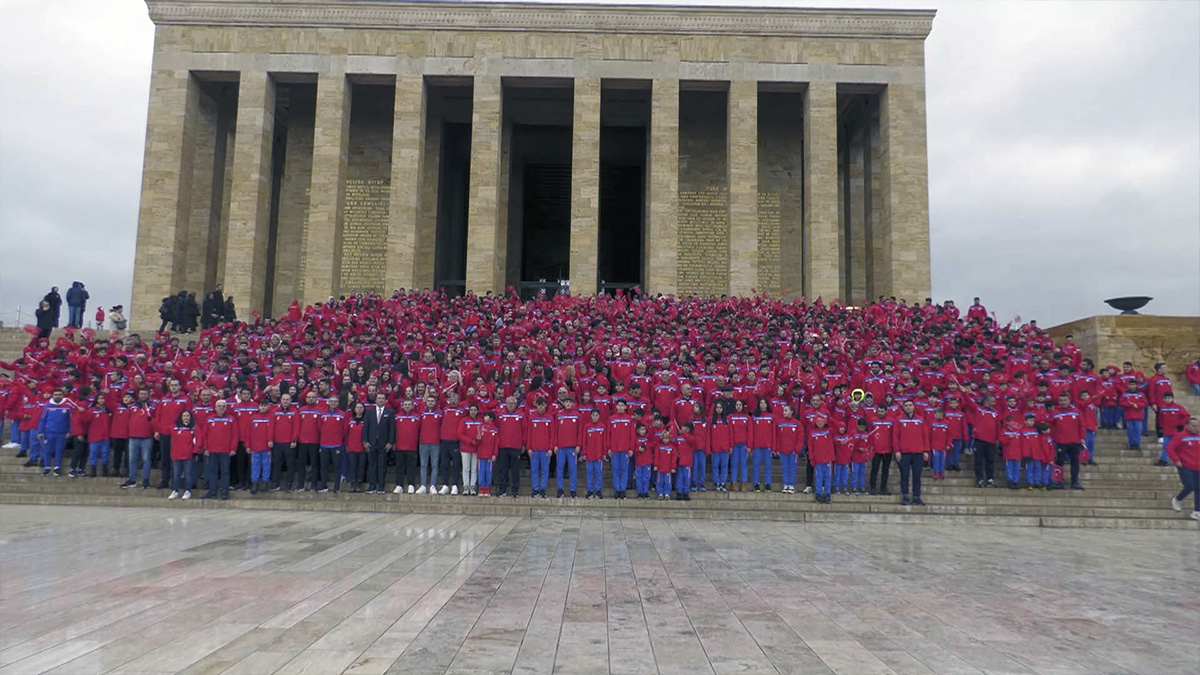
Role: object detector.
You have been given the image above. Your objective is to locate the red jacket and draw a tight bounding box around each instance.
[1000,428,1023,461]
[347,419,365,452]
[553,410,583,449]
[751,414,776,449]
[127,404,156,439]
[1157,404,1190,436]
[868,414,895,454]
[202,415,238,454]
[170,426,197,460]
[1020,429,1040,460]
[155,395,191,435]
[298,405,323,444]
[418,410,442,444]
[653,442,676,472]
[776,418,801,455]
[525,412,555,452]
[440,407,464,441]
[807,427,835,464]
[709,420,732,452]
[272,407,300,444]
[1050,407,1085,445]
[87,407,112,442]
[892,416,929,453]
[477,424,499,461]
[459,417,484,453]
[110,405,130,439]
[395,413,420,451]
[850,432,873,464]
[728,413,751,445]
[634,434,653,466]
[1166,433,1200,471]
[606,414,636,454]
[582,424,607,461]
[675,432,696,467]
[833,433,853,464]
[969,405,1001,444]
[1119,392,1148,420]
[928,420,949,453]
[246,415,274,452]
[318,411,348,447]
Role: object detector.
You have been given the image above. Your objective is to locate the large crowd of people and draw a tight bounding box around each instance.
[1,290,1197,519]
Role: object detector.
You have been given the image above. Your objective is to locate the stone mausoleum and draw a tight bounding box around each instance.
[130,0,935,326]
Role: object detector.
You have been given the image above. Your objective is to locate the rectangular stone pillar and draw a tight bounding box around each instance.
[130,69,198,329]
[302,71,350,306]
[221,70,276,318]
[849,127,869,304]
[879,82,932,302]
[802,81,840,301]
[646,78,679,296]
[414,104,441,290]
[387,74,426,292]
[466,76,504,294]
[728,80,758,296]
[570,77,601,295]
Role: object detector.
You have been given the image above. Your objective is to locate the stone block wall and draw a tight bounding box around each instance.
[677,89,729,297]
[1047,315,1200,383]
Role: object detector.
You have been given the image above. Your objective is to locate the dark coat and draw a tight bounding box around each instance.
[202,291,224,327]
[36,307,55,330]
[223,298,237,323]
[43,290,62,323]
[362,404,396,449]
[66,283,89,308]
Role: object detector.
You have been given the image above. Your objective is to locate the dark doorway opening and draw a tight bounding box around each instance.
[598,84,649,294]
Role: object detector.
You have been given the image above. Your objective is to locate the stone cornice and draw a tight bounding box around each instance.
[145,1,936,39]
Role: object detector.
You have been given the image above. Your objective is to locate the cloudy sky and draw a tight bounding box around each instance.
[0,0,1197,327]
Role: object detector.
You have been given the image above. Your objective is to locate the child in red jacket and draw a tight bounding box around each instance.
[581,409,607,499]
[1000,416,1023,489]
[833,425,853,494]
[674,423,696,501]
[247,399,276,495]
[928,408,950,479]
[1119,381,1148,449]
[634,423,652,498]
[168,410,197,500]
[653,430,676,500]
[1155,392,1189,467]
[808,415,835,503]
[86,393,112,477]
[850,418,872,493]
[477,411,499,496]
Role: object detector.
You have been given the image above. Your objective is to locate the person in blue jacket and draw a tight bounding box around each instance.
[37,388,72,476]
[65,282,89,329]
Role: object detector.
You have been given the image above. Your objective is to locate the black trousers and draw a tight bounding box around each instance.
[317,446,342,490]
[110,437,128,475]
[394,451,418,489]
[69,437,87,470]
[366,445,388,489]
[495,447,522,494]
[297,442,319,487]
[1056,442,1082,486]
[275,443,300,489]
[870,453,892,493]
[156,436,173,487]
[438,440,461,488]
[973,440,997,482]
[898,453,923,499]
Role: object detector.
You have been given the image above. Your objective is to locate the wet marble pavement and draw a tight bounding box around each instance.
[0,506,1196,675]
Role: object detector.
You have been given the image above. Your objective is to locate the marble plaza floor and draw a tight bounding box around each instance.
[0,507,1196,675]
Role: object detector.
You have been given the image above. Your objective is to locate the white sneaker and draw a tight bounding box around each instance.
[167,490,179,500]
[451,485,459,495]
[407,485,415,494]
[393,486,403,494]
[802,486,812,494]
[1172,497,1183,512]
[2,442,19,449]
[182,490,191,500]
[1191,511,1200,522]
[438,485,449,495]
[416,485,428,495]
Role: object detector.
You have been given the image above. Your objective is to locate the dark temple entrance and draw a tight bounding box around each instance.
[599,83,649,293]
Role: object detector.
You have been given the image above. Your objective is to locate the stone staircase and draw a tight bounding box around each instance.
[1,430,1195,529]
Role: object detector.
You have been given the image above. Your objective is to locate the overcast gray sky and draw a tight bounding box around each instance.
[1,0,1197,327]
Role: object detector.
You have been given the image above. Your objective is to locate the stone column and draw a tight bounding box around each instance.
[414,101,441,290]
[570,77,601,295]
[646,78,679,295]
[728,79,758,296]
[221,70,276,318]
[466,75,504,294]
[302,70,350,306]
[879,82,931,302]
[130,69,198,329]
[802,81,840,301]
[387,74,426,292]
[849,127,869,303]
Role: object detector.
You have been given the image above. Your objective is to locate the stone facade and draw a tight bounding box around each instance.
[130,0,935,326]
[1047,315,1200,384]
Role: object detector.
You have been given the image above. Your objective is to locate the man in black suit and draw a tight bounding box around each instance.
[363,393,395,494]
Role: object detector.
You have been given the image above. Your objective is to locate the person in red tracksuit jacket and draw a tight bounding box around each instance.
[200,399,238,500]
[109,392,133,478]
[154,379,191,489]
[167,410,197,499]
[122,392,157,489]
[1050,392,1086,490]
[270,393,301,491]
[553,398,583,498]
[653,430,677,500]
[85,395,112,477]
[750,400,776,493]
[229,390,258,491]
[776,406,802,494]
[968,395,1001,487]
[606,400,636,499]
[674,423,696,500]
[581,409,607,499]
[296,391,323,492]
[247,399,275,495]
[868,405,895,495]
[1166,417,1200,520]
[633,423,653,498]
[708,402,732,492]
[394,399,421,493]
[317,397,348,493]
[807,415,835,503]
[418,395,442,494]
[458,403,484,495]
[476,412,500,496]
[346,402,366,492]
[525,399,556,498]
[438,393,465,494]
[493,397,525,498]
[892,400,930,506]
